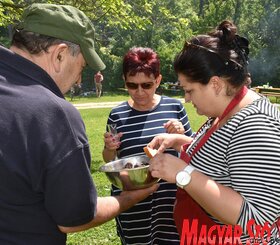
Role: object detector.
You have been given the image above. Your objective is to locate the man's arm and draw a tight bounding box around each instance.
[58,185,158,233]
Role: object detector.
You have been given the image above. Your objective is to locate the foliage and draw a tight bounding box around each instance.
[0,0,279,88]
[246,1,280,86]
[0,0,22,27]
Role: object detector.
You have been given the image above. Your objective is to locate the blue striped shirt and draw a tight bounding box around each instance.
[107,96,193,245]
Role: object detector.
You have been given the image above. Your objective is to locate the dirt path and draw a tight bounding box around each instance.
[72,101,126,109]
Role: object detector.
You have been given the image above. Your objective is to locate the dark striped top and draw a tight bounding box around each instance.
[107,96,193,245]
[187,97,280,244]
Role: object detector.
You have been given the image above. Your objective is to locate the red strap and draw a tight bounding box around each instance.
[174,86,249,237]
[188,86,248,159]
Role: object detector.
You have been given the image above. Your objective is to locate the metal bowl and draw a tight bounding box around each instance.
[99,155,159,191]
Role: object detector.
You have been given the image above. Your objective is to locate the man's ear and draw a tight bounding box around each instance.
[51,43,68,73]
[209,76,224,95]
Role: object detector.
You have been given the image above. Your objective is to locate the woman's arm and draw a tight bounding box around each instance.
[150,113,280,227]
[149,153,243,224]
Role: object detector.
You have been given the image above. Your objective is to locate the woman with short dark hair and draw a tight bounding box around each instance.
[103,47,194,244]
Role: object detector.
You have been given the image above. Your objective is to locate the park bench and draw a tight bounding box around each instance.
[253,87,280,103]
[260,92,280,102]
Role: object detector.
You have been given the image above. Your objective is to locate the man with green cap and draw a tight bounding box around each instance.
[0,3,157,245]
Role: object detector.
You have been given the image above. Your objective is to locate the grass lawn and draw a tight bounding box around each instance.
[66,95,206,245]
[65,91,279,244]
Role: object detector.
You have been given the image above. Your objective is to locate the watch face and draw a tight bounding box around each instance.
[176,171,191,187]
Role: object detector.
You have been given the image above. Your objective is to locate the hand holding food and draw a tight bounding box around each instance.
[146,133,186,153]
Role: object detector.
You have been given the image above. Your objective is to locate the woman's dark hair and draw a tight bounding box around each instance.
[174,20,250,88]
[12,29,80,56]
[123,47,160,80]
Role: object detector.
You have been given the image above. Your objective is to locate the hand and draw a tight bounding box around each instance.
[120,184,159,209]
[149,153,186,183]
[164,119,185,134]
[104,132,122,151]
[147,133,181,154]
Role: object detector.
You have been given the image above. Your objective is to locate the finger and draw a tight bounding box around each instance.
[166,127,177,134]
[122,183,159,197]
[104,132,110,137]
[105,137,120,149]
[104,134,113,143]
[163,121,171,128]
[147,137,160,149]
[164,123,173,132]
[147,133,169,153]
[171,124,184,134]
[177,122,184,134]
[150,169,161,179]
[157,142,168,153]
[167,123,180,133]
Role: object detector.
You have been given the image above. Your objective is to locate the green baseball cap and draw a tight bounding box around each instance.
[18,3,105,71]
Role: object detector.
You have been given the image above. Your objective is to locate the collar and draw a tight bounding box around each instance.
[0,45,64,99]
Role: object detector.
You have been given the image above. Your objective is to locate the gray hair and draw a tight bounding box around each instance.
[12,29,81,57]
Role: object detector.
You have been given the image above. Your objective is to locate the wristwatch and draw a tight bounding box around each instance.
[176,165,195,189]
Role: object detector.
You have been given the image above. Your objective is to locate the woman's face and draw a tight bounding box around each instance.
[178,73,217,117]
[125,72,161,110]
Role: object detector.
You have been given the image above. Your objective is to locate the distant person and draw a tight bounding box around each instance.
[70,83,82,101]
[103,47,193,245]
[94,71,104,97]
[0,4,157,245]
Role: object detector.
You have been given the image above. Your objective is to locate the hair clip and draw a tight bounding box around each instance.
[184,41,244,70]
[183,42,217,54]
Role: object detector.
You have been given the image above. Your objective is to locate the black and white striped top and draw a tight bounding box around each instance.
[107,96,193,245]
[188,97,280,244]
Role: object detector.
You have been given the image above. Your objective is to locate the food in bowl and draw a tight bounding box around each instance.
[124,161,149,169]
[99,155,159,191]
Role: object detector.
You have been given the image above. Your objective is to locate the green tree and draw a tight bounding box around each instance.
[1,0,279,89]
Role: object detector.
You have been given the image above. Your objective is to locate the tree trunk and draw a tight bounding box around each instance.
[233,0,242,25]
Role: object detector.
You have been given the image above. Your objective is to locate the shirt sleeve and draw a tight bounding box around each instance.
[227,114,280,231]
[44,145,97,227]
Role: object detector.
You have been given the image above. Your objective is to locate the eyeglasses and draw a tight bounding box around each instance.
[125,81,155,90]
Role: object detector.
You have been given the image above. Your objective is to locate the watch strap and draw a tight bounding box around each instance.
[183,165,195,175]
